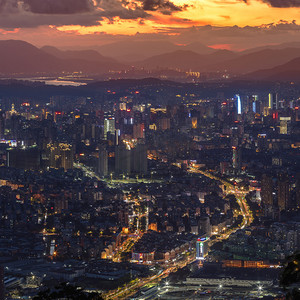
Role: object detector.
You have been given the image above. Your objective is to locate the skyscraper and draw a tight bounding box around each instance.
[104,117,115,140]
[268,93,278,110]
[47,142,73,171]
[232,146,241,171]
[261,174,273,208]
[236,94,242,115]
[279,117,291,135]
[196,237,209,260]
[132,141,148,175]
[98,145,108,177]
[115,143,131,175]
[278,173,290,211]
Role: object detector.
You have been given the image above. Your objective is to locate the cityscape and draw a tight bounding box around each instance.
[0,1,300,300]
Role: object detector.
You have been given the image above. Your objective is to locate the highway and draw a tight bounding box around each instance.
[75,161,253,300]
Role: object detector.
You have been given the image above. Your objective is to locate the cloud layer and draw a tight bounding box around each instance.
[243,0,300,7]
[0,0,188,28]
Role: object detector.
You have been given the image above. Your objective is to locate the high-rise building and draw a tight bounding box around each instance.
[132,142,148,175]
[196,237,209,260]
[279,117,291,134]
[98,145,108,177]
[47,143,73,171]
[232,146,241,171]
[261,174,273,208]
[278,173,290,211]
[268,93,278,110]
[115,143,131,175]
[7,147,41,170]
[104,117,115,140]
[236,94,242,115]
[133,123,145,139]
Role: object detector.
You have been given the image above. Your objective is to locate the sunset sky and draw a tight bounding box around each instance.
[0,0,300,50]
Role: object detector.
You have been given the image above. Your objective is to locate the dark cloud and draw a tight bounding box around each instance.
[139,0,188,14]
[0,0,188,28]
[0,0,150,28]
[23,0,94,14]
[262,0,300,7]
[242,0,300,7]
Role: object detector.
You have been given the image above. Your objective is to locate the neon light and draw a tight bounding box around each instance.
[236,94,242,115]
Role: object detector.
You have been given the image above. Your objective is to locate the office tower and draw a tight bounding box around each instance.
[132,142,148,175]
[115,143,131,175]
[199,216,211,236]
[261,174,273,208]
[98,145,108,177]
[196,237,209,260]
[157,118,170,130]
[252,95,259,113]
[280,117,291,134]
[115,129,120,146]
[104,117,115,140]
[232,146,241,171]
[278,173,290,211]
[7,147,41,170]
[47,142,73,171]
[268,93,278,110]
[236,94,242,115]
[133,123,145,139]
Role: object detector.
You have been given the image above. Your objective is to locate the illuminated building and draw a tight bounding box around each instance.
[119,102,126,111]
[98,145,108,177]
[236,94,242,115]
[279,117,291,134]
[104,117,115,140]
[232,146,241,171]
[47,143,73,171]
[133,123,145,139]
[191,117,198,129]
[268,93,278,110]
[115,143,131,175]
[157,118,170,131]
[278,173,290,211]
[196,237,209,260]
[261,174,273,208]
[132,142,148,175]
[252,95,259,113]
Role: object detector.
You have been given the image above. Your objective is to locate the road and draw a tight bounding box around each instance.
[75,161,253,299]
[188,166,253,229]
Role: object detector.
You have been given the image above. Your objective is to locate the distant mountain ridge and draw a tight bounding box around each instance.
[245,57,300,81]
[0,40,125,75]
[135,47,300,74]
[0,39,300,81]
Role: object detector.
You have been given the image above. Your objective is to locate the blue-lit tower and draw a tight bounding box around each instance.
[236,94,242,115]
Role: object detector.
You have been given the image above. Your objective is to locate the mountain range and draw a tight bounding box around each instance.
[0,40,125,75]
[0,39,300,81]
